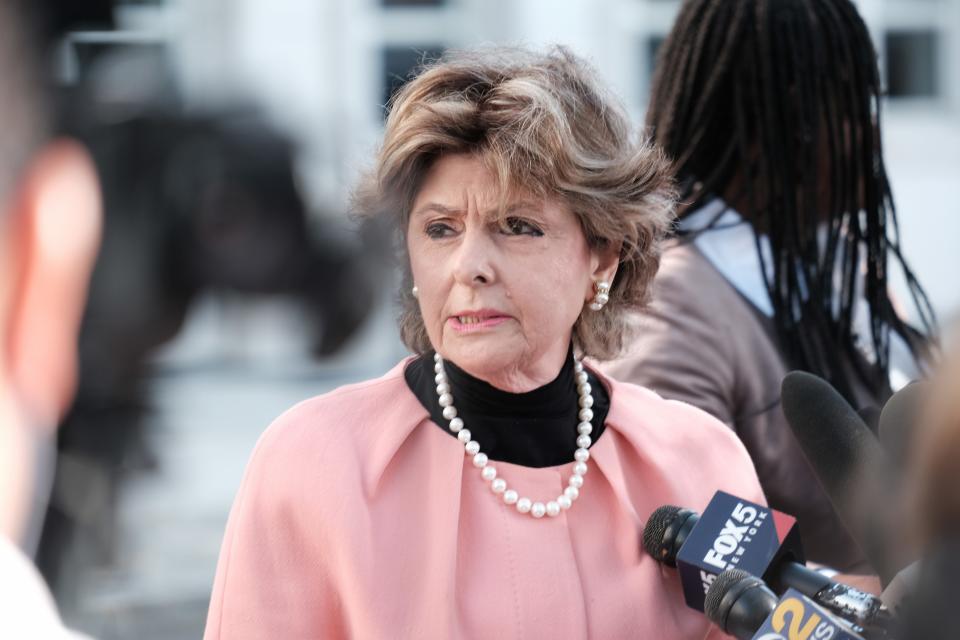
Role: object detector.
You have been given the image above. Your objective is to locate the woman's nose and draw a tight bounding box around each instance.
[451,225,496,286]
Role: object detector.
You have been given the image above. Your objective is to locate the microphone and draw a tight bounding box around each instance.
[858,405,882,433]
[703,569,779,639]
[642,493,893,631]
[705,569,868,639]
[780,371,902,585]
[641,505,699,567]
[878,381,929,471]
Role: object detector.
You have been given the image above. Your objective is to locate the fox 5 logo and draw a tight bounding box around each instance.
[703,501,766,571]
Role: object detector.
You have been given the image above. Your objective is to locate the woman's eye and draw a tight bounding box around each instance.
[425,222,456,238]
[503,217,544,236]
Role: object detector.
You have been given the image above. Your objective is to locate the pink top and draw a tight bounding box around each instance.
[204,359,764,639]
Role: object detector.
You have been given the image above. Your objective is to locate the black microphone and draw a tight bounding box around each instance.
[643,496,893,631]
[705,569,869,639]
[703,569,779,639]
[641,505,699,567]
[858,405,882,433]
[780,371,902,585]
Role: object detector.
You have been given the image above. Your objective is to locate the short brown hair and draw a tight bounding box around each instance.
[354,45,675,359]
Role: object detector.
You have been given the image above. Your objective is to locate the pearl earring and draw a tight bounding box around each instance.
[588,281,610,311]
[412,285,419,298]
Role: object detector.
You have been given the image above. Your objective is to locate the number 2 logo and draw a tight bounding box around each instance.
[757,597,835,640]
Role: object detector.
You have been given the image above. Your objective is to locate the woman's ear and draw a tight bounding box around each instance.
[3,139,102,430]
[589,241,621,288]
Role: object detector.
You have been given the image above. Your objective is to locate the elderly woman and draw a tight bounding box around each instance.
[203,46,763,639]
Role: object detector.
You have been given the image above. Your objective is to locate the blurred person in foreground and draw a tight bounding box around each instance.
[603,0,935,573]
[204,46,764,639]
[897,329,960,637]
[0,0,101,637]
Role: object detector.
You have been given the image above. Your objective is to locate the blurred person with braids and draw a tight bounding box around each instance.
[0,0,102,637]
[604,0,935,572]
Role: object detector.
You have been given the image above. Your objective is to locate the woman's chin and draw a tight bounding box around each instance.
[439,336,524,385]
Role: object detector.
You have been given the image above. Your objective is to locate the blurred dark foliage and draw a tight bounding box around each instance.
[34,43,383,601]
[31,0,115,44]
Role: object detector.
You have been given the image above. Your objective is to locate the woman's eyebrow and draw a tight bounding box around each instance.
[411,203,464,219]
[411,200,542,220]
[502,201,542,215]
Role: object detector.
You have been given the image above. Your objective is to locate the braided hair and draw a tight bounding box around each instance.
[647,0,936,402]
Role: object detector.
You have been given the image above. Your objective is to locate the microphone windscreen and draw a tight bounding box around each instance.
[780,371,898,583]
[781,371,880,494]
[642,505,681,559]
[704,568,755,623]
[857,406,881,433]
[879,381,929,470]
[704,568,778,640]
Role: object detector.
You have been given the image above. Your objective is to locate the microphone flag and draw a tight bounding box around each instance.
[676,491,805,611]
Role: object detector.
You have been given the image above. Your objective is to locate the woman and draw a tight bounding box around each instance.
[603,0,936,572]
[203,46,763,639]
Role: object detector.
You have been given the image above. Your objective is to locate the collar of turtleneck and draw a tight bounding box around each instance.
[403,347,610,468]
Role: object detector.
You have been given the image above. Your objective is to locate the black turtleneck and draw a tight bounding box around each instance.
[403,348,610,468]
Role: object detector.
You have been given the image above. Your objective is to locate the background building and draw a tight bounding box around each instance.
[81,0,958,317]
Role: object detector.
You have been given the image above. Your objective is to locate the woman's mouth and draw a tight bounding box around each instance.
[449,312,511,332]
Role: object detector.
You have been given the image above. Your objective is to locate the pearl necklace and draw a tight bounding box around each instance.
[432,351,595,519]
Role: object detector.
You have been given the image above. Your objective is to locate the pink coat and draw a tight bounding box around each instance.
[204,360,764,639]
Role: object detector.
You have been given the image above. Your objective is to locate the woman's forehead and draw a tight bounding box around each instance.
[415,154,498,199]
[411,154,557,219]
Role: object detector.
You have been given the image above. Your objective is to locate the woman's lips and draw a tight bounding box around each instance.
[448,313,511,332]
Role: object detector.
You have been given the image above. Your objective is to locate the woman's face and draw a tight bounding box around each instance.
[407,153,616,392]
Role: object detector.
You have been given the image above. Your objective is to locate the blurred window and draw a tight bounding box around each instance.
[382,45,445,112]
[69,40,169,86]
[646,34,666,80]
[885,30,940,98]
[382,0,446,6]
